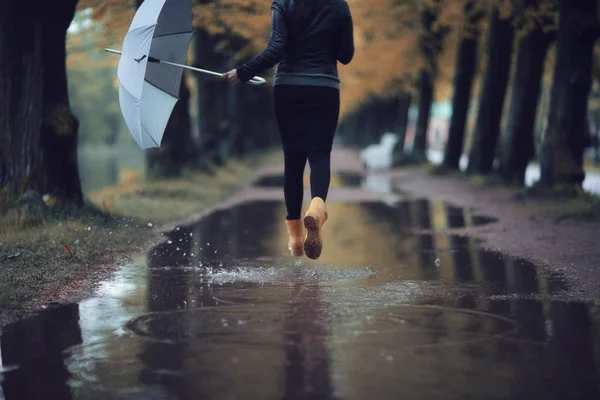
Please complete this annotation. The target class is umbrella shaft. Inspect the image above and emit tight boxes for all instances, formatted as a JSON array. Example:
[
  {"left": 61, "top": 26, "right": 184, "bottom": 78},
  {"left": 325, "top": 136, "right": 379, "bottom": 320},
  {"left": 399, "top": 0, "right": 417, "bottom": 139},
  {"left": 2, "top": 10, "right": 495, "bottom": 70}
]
[
  {"left": 103, "top": 48, "right": 266, "bottom": 85},
  {"left": 159, "top": 59, "right": 222, "bottom": 78}
]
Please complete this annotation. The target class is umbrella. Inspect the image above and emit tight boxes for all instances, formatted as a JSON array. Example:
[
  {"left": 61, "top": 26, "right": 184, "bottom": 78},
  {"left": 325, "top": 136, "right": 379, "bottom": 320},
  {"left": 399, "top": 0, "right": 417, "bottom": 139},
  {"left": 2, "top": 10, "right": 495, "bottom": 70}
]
[{"left": 104, "top": 0, "right": 266, "bottom": 150}]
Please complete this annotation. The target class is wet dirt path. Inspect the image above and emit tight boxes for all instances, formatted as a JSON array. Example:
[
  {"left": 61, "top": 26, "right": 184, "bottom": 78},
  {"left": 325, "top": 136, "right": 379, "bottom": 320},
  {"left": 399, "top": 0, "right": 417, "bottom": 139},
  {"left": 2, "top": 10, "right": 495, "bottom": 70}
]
[{"left": 1, "top": 150, "right": 598, "bottom": 400}]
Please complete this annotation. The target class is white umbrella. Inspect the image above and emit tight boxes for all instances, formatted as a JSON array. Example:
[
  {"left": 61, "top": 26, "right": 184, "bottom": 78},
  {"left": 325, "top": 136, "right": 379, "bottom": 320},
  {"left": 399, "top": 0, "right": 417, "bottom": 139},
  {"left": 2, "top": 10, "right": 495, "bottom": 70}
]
[{"left": 105, "top": 0, "right": 266, "bottom": 150}]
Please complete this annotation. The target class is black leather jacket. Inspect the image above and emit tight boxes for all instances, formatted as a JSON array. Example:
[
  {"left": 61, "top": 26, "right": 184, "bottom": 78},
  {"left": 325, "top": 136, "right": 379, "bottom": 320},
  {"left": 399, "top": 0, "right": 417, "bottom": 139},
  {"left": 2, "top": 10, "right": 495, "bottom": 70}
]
[{"left": 236, "top": 0, "right": 354, "bottom": 89}]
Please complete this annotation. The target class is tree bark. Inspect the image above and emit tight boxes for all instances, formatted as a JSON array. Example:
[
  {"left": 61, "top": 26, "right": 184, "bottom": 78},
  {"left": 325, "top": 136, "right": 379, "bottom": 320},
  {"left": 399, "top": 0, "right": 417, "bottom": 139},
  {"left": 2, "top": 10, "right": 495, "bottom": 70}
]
[
  {"left": 467, "top": 6, "right": 515, "bottom": 175},
  {"left": 391, "top": 93, "right": 412, "bottom": 161},
  {"left": 195, "top": 30, "right": 230, "bottom": 166},
  {"left": 499, "top": 0, "right": 556, "bottom": 185},
  {"left": 146, "top": 76, "right": 197, "bottom": 178},
  {"left": 368, "top": 100, "right": 384, "bottom": 143},
  {"left": 353, "top": 104, "right": 368, "bottom": 147},
  {"left": 0, "top": 0, "right": 83, "bottom": 204},
  {"left": 412, "top": 68, "right": 434, "bottom": 160},
  {"left": 381, "top": 96, "right": 399, "bottom": 134},
  {"left": 539, "top": 0, "right": 599, "bottom": 187},
  {"left": 411, "top": 1, "right": 447, "bottom": 161},
  {"left": 443, "top": 1, "right": 482, "bottom": 170},
  {"left": 235, "top": 82, "right": 278, "bottom": 152}
]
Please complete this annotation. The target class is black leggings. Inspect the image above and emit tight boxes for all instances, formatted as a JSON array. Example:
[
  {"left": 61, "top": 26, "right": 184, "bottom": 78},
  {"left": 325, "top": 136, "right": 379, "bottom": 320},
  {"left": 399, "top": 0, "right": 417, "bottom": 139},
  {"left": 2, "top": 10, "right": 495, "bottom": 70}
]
[{"left": 284, "top": 151, "right": 331, "bottom": 220}]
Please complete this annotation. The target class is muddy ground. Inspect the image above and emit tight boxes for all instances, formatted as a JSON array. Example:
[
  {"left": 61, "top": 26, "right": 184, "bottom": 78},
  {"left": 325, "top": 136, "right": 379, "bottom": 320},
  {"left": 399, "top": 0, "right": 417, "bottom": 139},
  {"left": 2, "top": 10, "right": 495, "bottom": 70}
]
[{"left": 0, "top": 151, "right": 280, "bottom": 326}]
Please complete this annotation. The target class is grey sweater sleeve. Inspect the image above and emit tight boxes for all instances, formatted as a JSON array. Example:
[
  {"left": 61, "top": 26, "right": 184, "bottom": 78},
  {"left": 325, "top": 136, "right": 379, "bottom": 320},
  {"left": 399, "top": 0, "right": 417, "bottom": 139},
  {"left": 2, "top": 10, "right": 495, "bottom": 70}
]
[
  {"left": 236, "top": 3, "right": 288, "bottom": 83},
  {"left": 337, "top": 1, "right": 354, "bottom": 65}
]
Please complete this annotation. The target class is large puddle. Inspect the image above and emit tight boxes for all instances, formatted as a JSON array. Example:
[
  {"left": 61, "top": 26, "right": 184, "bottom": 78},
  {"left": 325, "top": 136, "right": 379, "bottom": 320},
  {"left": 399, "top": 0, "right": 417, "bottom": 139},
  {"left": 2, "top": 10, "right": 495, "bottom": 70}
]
[{"left": 0, "top": 194, "right": 597, "bottom": 399}]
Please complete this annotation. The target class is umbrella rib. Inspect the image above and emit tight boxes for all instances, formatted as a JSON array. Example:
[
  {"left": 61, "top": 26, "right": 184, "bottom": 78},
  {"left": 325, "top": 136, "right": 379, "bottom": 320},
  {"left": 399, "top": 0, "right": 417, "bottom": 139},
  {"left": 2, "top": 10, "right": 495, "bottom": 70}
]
[
  {"left": 143, "top": 127, "right": 161, "bottom": 147},
  {"left": 152, "top": 30, "right": 194, "bottom": 39}
]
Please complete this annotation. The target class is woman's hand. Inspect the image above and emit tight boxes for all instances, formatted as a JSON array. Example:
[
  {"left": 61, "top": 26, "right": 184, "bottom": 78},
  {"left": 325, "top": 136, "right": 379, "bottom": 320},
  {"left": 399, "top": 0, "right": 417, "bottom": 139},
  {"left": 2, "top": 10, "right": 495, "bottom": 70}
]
[{"left": 222, "top": 69, "right": 241, "bottom": 84}]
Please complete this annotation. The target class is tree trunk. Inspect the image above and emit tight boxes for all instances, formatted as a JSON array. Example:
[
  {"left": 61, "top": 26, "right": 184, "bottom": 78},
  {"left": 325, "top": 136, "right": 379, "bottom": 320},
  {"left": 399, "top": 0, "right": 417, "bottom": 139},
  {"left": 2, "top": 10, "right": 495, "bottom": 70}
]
[
  {"left": 499, "top": 1, "right": 555, "bottom": 185},
  {"left": 593, "top": 108, "right": 600, "bottom": 163},
  {"left": 411, "top": 1, "right": 447, "bottom": 161},
  {"left": 467, "top": 7, "right": 515, "bottom": 175},
  {"left": 105, "top": 114, "right": 120, "bottom": 147},
  {"left": 224, "top": 84, "right": 244, "bottom": 157},
  {"left": 354, "top": 105, "right": 368, "bottom": 147},
  {"left": 392, "top": 93, "right": 412, "bottom": 161},
  {"left": 236, "top": 82, "right": 278, "bottom": 152},
  {"left": 0, "top": 0, "right": 83, "bottom": 205},
  {"left": 146, "top": 76, "right": 196, "bottom": 178},
  {"left": 412, "top": 68, "right": 434, "bottom": 160},
  {"left": 382, "top": 96, "right": 399, "bottom": 134},
  {"left": 443, "top": 1, "right": 481, "bottom": 170},
  {"left": 195, "top": 30, "right": 230, "bottom": 166},
  {"left": 539, "top": 0, "right": 599, "bottom": 187},
  {"left": 369, "top": 100, "right": 384, "bottom": 143}
]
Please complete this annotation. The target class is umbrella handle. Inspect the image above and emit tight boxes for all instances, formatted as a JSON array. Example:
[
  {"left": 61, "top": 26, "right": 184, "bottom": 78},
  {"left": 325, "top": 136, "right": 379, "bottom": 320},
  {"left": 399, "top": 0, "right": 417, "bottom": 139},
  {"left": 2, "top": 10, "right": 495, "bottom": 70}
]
[{"left": 104, "top": 48, "right": 267, "bottom": 86}]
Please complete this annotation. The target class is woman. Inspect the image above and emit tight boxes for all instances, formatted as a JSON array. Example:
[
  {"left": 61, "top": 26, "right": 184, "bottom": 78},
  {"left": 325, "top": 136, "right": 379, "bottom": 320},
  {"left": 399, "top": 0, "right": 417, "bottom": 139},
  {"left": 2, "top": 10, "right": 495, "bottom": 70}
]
[{"left": 223, "top": 0, "right": 355, "bottom": 259}]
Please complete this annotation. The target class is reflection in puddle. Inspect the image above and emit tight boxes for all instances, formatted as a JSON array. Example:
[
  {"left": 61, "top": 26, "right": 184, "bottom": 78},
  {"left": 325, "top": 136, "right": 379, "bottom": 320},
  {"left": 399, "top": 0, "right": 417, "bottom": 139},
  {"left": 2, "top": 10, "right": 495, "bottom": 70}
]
[
  {"left": 1, "top": 199, "right": 597, "bottom": 400},
  {"left": 254, "top": 173, "right": 364, "bottom": 188},
  {"left": 0, "top": 304, "right": 82, "bottom": 399}
]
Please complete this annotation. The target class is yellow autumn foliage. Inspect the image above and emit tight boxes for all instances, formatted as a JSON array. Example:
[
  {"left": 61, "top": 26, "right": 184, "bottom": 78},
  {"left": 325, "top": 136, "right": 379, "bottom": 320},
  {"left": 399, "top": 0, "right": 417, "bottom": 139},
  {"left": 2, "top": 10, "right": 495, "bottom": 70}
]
[{"left": 68, "top": 0, "right": 564, "bottom": 118}]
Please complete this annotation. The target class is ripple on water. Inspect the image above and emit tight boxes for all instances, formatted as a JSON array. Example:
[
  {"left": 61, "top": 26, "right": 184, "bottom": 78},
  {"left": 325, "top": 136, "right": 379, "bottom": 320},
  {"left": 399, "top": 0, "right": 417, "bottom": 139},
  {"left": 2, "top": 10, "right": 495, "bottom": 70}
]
[{"left": 123, "top": 302, "right": 518, "bottom": 348}]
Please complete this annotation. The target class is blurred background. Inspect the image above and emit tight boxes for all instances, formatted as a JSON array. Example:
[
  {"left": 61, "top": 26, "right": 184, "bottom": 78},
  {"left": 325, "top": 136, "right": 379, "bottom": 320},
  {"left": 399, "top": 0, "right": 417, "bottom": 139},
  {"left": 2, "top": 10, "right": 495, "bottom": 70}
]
[{"left": 66, "top": 0, "right": 600, "bottom": 196}]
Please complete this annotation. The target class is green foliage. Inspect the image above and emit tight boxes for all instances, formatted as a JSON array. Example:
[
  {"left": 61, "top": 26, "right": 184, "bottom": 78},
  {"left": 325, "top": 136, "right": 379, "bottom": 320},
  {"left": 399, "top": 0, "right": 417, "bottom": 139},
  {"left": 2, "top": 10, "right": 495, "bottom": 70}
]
[{"left": 68, "top": 67, "right": 127, "bottom": 145}]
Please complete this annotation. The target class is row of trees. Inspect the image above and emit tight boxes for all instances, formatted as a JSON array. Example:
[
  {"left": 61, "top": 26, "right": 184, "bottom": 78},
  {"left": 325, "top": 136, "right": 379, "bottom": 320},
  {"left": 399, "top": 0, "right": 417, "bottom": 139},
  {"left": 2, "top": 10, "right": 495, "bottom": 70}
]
[
  {"left": 340, "top": 0, "right": 599, "bottom": 189},
  {"left": 2, "top": 0, "right": 598, "bottom": 209},
  {"left": 0, "top": 0, "right": 279, "bottom": 206}
]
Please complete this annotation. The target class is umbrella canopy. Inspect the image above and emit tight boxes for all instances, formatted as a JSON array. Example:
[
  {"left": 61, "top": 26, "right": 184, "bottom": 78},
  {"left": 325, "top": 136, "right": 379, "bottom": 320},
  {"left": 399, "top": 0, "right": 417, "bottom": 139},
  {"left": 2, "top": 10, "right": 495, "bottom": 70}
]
[{"left": 117, "top": 0, "right": 194, "bottom": 150}]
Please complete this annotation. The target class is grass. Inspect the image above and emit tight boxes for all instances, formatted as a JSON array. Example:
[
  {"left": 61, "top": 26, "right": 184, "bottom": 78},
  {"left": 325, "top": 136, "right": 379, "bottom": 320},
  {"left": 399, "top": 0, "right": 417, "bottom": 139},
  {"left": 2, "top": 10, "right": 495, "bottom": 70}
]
[{"left": 0, "top": 149, "right": 282, "bottom": 322}]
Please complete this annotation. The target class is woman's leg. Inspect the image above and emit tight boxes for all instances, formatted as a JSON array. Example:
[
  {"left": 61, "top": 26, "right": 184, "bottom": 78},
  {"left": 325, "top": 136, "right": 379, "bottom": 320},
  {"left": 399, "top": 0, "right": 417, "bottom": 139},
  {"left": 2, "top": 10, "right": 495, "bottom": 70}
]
[
  {"left": 307, "top": 151, "right": 331, "bottom": 201},
  {"left": 284, "top": 151, "right": 308, "bottom": 220}
]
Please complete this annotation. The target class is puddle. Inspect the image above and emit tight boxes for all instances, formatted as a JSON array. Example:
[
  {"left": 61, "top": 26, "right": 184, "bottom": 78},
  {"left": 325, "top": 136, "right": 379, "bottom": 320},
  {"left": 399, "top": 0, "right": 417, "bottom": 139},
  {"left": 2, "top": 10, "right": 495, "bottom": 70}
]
[
  {"left": 359, "top": 198, "right": 497, "bottom": 231},
  {"left": 1, "top": 200, "right": 597, "bottom": 400}
]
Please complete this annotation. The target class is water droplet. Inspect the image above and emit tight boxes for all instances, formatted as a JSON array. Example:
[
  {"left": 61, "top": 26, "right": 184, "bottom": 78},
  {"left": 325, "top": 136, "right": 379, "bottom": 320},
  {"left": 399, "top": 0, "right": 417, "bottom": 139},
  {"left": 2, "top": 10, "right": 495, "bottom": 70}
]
[
  {"left": 386, "top": 355, "right": 394, "bottom": 361},
  {"left": 183, "top": 252, "right": 187, "bottom": 256},
  {"left": 176, "top": 227, "right": 180, "bottom": 231},
  {"left": 167, "top": 240, "right": 173, "bottom": 244},
  {"left": 176, "top": 247, "right": 180, "bottom": 251},
  {"left": 435, "top": 258, "right": 441, "bottom": 267},
  {"left": 206, "top": 242, "right": 211, "bottom": 246},
  {"left": 86, "top": 226, "right": 92, "bottom": 231},
  {"left": 147, "top": 222, "right": 153, "bottom": 227},
  {"left": 190, "top": 232, "right": 194, "bottom": 237}
]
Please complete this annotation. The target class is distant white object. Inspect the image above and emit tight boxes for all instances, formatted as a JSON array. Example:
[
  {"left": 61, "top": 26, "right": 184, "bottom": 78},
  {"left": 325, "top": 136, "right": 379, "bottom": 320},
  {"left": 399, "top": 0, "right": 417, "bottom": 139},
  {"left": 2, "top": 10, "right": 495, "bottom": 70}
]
[
  {"left": 360, "top": 132, "right": 399, "bottom": 170},
  {"left": 361, "top": 173, "right": 393, "bottom": 193}
]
